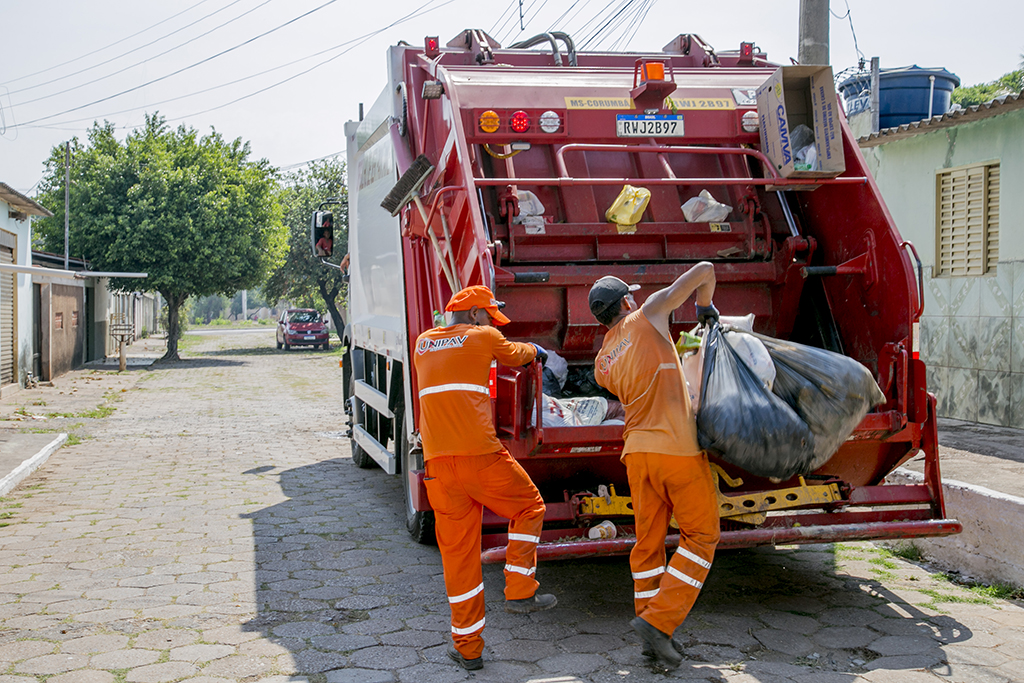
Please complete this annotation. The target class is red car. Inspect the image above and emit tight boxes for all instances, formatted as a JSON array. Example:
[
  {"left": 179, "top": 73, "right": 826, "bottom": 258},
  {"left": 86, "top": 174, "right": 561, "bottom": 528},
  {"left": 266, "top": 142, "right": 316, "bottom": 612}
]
[{"left": 276, "top": 309, "right": 330, "bottom": 350}]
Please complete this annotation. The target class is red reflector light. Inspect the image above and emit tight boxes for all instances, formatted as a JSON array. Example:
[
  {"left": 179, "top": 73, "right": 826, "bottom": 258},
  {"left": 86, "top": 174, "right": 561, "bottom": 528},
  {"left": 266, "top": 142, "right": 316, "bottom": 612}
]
[
  {"left": 740, "top": 42, "right": 753, "bottom": 58},
  {"left": 510, "top": 110, "right": 530, "bottom": 133},
  {"left": 425, "top": 35, "right": 440, "bottom": 58}
]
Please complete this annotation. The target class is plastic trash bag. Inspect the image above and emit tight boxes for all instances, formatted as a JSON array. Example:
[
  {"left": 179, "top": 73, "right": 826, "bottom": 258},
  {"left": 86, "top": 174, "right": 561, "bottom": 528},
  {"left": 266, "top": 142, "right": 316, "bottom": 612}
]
[
  {"left": 726, "top": 331, "right": 775, "bottom": 392},
  {"left": 696, "top": 324, "right": 815, "bottom": 480},
  {"left": 681, "top": 189, "right": 732, "bottom": 222},
  {"left": 514, "top": 189, "right": 547, "bottom": 234},
  {"left": 606, "top": 184, "right": 651, "bottom": 232},
  {"left": 790, "top": 124, "right": 818, "bottom": 172},
  {"left": 754, "top": 334, "right": 886, "bottom": 471},
  {"left": 540, "top": 395, "right": 608, "bottom": 427}
]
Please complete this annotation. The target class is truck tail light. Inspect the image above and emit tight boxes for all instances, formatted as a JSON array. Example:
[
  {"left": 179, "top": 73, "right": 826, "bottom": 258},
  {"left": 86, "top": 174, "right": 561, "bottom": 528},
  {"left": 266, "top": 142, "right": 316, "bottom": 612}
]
[
  {"left": 539, "top": 110, "right": 561, "bottom": 133},
  {"left": 425, "top": 35, "right": 440, "bottom": 58},
  {"left": 479, "top": 110, "right": 500, "bottom": 133},
  {"left": 740, "top": 42, "right": 754, "bottom": 59},
  {"left": 509, "top": 110, "right": 530, "bottom": 133}
]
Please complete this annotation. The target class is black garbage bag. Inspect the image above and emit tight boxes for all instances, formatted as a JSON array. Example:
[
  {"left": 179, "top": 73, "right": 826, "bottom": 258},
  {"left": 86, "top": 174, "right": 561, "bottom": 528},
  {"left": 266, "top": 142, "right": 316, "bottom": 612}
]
[
  {"left": 696, "top": 324, "right": 815, "bottom": 480},
  {"left": 753, "top": 334, "right": 886, "bottom": 471}
]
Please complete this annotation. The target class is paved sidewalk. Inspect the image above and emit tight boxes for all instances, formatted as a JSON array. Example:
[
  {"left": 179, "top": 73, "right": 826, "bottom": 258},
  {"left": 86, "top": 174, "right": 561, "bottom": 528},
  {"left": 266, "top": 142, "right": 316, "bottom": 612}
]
[{"left": 0, "top": 330, "right": 1022, "bottom": 682}]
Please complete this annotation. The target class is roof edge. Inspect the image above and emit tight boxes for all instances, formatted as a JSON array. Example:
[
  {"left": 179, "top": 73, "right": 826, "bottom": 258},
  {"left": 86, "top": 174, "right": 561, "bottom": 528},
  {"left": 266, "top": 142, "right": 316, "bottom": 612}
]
[{"left": 0, "top": 182, "right": 54, "bottom": 218}]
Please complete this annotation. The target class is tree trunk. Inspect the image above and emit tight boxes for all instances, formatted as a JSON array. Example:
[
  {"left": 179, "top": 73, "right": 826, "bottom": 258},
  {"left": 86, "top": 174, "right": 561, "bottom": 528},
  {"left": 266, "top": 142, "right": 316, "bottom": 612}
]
[
  {"left": 318, "top": 279, "right": 345, "bottom": 339},
  {"left": 161, "top": 292, "right": 187, "bottom": 361}
]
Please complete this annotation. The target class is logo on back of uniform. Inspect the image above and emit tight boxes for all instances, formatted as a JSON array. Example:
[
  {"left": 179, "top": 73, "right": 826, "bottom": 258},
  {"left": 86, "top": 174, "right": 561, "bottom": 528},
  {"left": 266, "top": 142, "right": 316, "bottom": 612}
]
[
  {"left": 596, "top": 333, "right": 632, "bottom": 375},
  {"left": 417, "top": 335, "right": 469, "bottom": 355}
]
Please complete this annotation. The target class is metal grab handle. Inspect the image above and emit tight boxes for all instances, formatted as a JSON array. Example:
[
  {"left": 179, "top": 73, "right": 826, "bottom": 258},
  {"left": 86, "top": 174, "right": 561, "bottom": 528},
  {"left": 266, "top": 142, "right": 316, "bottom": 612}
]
[
  {"left": 901, "top": 240, "right": 925, "bottom": 319},
  {"left": 554, "top": 143, "right": 782, "bottom": 180}
]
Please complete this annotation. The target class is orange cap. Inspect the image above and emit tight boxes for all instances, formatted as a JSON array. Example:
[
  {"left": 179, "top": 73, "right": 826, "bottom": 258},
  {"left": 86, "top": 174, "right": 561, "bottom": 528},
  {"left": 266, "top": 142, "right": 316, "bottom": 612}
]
[{"left": 445, "top": 285, "right": 511, "bottom": 325}]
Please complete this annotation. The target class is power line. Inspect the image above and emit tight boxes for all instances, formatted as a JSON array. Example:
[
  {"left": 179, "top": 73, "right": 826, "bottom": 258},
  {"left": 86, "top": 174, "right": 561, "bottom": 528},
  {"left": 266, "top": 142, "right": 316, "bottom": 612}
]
[
  {"left": 13, "top": 0, "right": 271, "bottom": 106},
  {"left": 23, "top": 0, "right": 451, "bottom": 132},
  {"left": 16, "top": 0, "right": 340, "bottom": 128},
  {"left": 832, "top": 0, "right": 865, "bottom": 66},
  {"left": 488, "top": 0, "right": 519, "bottom": 37},
  {"left": 1, "top": 0, "right": 214, "bottom": 87},
  {"left": 163, "top": 0, "right": 452, "bottom": 124}
]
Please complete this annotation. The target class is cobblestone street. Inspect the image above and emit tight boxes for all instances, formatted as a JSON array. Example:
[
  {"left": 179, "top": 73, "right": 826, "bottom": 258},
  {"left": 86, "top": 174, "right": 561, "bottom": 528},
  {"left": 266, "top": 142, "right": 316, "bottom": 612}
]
[{"left": 1, "top": 329, "right": 1023, "bottom": 683}]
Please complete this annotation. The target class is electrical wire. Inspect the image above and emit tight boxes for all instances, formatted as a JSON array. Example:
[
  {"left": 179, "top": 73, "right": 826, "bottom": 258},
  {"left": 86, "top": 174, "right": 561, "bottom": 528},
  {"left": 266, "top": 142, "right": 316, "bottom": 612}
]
[
  {"left": 16, "top": 0, "right": 340, "bottom": 127},
  {"left": 1, "top": 0, "right": 214, "bottom": 87},
  {"left": 279, "top": 150, "right": 345, "bottom": 171},
  {"left": 161, "top": 0, "right": 453, "bottom": 125},
  {"left": 23, "top": 0, "right": 450, "bottom": 131},
  {"left": 574, "top": 0, "right": 629, "bottom": 50},
  {"left": 488, "top": 0, "right": 519, "bottom": 37},
  {"left": 13, "top": 0, "right": 272, "bottom": 106},
  {"left": 579, "top": 0, "right": 637, "bottom": 51},
  {"left": 547, "top": 0, "right": 586, "bottom": 32},
  {"left": 832, "top": 0, "right": 865, "bottom": 66}
]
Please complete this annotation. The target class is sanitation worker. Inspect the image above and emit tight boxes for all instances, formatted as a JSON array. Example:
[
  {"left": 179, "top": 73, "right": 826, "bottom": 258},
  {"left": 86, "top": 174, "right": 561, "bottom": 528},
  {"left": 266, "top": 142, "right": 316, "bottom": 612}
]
[
  {"left": 413, "top": 285, "right": 557, "bottom": 671},
  {"left": 588, "top": 265, "right": 721, "bottom": 669}
]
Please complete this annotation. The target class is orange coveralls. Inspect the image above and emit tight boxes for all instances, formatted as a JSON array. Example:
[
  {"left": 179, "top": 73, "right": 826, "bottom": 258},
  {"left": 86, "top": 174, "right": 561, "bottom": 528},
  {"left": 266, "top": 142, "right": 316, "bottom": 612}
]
[
  {"left": 413, "top": 323, "right": 543, "bottom": 660},
  {"left": 594, "top": 310, "right": 720, "bottom": 637}
]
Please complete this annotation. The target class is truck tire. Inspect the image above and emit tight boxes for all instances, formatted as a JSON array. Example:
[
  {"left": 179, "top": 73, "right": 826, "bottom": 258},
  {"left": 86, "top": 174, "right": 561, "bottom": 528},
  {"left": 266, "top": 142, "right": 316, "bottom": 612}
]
[{"left": 396, "top": 406, "right": 435, "bottom": 544}]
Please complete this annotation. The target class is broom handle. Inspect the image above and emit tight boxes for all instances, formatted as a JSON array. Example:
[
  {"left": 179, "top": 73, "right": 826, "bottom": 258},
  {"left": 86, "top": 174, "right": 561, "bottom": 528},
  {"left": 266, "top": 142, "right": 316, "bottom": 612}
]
[{"left": 412, "top": 194, "right": 458, "bottom": 294}]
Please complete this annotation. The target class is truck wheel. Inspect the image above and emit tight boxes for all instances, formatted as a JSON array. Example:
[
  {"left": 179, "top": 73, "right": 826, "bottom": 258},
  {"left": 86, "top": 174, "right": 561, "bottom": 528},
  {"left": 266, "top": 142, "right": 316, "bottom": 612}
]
[
  {"left": 350, "top": 437, "right": 376, "bottom": 469},
  {"left": 396, "top": 406, "right": 435, "bottom": 544}
]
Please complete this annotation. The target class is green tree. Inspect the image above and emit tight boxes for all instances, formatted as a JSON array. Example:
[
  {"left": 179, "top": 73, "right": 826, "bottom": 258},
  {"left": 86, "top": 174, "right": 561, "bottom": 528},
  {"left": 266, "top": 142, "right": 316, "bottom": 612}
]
[
  {"left": 194, "top": 294, "right": 229, "bottom": 323},
  {"left": 34, "top": 114, "right": 287, "bottom": 360},
  {"left": 264, "top": 158, "right": 348, "bottom": 334},
  {"left": 952, "top": 66, "right": 1024, "bottom": 107}
]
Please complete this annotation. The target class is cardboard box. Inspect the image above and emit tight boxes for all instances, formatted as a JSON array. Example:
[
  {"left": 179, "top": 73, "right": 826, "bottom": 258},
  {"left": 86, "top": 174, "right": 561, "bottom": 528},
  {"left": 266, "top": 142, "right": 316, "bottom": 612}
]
[{"left": 756, "top": 66, "right": 845, "bottom": 179}]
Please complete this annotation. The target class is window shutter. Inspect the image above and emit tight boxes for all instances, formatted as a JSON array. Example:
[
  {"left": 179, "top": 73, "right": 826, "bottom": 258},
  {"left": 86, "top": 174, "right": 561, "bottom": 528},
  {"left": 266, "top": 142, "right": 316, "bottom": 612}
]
[{"left": 936, "top": 162, "right": 999, "bottom": 276}]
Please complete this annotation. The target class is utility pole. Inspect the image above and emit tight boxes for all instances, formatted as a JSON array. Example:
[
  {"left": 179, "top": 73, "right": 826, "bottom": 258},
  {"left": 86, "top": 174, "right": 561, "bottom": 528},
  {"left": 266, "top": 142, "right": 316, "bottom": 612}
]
[
  {"left": 241, "top": 290, "right": 248, "bottom": 321},
  {"left": 870, "top": 57, "right": 881, "bottom": 134},
  {"left": 64, "top": 142, "right": 70, "bottom": 270},
  {"left": 798, "top": 0, "right": 830, "bottom": 65}
]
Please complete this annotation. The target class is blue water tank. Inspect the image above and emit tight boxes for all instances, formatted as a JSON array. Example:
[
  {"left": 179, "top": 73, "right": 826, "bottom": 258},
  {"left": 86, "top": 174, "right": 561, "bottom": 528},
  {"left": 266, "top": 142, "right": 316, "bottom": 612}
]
[{"left": 838, "top": 66, "right": 960, "bottom": 129}]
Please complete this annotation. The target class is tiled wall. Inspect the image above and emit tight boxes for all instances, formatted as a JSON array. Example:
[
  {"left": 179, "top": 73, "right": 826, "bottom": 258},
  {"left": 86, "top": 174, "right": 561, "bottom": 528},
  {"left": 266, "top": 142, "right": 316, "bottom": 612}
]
[{"left": 919, "top": 261, "right": 1024, "bottom": 427}]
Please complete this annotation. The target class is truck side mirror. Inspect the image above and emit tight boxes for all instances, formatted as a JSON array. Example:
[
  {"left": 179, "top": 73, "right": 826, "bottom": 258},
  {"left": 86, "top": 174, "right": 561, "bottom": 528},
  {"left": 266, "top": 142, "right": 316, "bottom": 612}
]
[{"left": 311, "top": 211, "right": 334, "bottom": 258}]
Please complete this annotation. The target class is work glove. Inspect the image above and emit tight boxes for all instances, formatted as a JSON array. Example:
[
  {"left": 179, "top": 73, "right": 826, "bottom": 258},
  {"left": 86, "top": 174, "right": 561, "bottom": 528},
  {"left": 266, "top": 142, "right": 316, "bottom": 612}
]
[
  {"left": 696, "top": 303, "right": 720, "bottom": 327},
  {"left": 530, "top": 343, "right": 549, "bottom": 366}
]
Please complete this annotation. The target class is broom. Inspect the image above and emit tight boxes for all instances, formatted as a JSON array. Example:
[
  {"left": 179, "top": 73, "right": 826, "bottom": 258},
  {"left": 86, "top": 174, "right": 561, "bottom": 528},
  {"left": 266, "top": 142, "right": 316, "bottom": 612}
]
[{"left": 380, "top": 155, "right": 460, "bottom": 293}]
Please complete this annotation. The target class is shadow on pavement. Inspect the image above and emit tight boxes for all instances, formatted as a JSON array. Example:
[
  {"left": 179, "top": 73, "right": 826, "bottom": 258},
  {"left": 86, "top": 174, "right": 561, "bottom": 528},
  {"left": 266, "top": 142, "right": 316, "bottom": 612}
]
[{"left": 234, "top": 454, "right": 974, "bottom": 679}]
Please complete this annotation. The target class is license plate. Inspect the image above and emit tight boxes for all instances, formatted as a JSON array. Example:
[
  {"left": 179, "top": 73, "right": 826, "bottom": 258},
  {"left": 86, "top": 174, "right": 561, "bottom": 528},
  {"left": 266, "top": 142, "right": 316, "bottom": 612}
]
[
  {"left": 616, "top": 115, "right": 683, "bottom": 137},
  {"left": 304, "top": 335, "right": 316, "bottom": 340}
]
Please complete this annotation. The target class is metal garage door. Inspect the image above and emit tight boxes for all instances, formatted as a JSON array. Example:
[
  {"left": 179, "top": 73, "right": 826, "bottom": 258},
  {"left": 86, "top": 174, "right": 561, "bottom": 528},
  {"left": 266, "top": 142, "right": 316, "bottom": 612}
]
[{"left": 0, "top": 244, "right": 14, "bottom": 386}]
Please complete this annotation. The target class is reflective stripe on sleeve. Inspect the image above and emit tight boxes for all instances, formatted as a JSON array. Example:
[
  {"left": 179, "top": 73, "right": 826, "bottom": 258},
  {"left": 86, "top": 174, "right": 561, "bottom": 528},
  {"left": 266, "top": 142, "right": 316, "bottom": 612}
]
[
  {"left": 504, "top": 564, "right": 537, "bottom": 576},
  {"left": 419, "top": 383, "right": 489, "bottom": 398},
  {"left": 631, "top": 566, "right": 665, "bottom": 580},
  {"left": 634, "top": 589, "right": 659, "bottom": 599},
  {"left": 451, "top": 616, "right": 486, "bottom": 635},
  {"left": 448, "top": 582, "right": 484, "bottom": 604},
  {"left": 507, "top": 533, "right": 541, "bottom": 544},
  {"left": 674, "top": 546, "right": 712, "bottom": 570},
  {"left": 666, "top": 564, "right": 703, "bottom": 589}
]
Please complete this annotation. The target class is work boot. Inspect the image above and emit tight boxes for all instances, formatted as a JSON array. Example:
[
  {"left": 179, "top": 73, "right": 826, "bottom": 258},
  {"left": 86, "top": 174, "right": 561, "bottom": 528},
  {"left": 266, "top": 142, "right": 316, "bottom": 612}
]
[
  {"left": 447, "top": 646, "right": 483, "bottom": 671},
  {"left": 505, "top": 592, "right": 558, "bottom": 614},
  {"left": 641, "top": 634, "right": 686, "bottom": 659},
  {"left": 631, "top": 616, "right": 682, "bottom": 669}
]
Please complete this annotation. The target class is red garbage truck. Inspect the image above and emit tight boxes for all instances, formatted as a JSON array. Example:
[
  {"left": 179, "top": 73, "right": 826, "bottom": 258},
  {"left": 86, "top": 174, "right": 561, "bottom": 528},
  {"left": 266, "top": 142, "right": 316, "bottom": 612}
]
[{"left": 337, "top": 29, "right": 960, "bottom": 563}]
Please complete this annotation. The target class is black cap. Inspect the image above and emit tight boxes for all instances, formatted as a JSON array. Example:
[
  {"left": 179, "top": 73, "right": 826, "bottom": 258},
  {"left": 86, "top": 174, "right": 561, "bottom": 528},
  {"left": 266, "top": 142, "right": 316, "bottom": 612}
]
[{"left": 588, "top": 276, "right": 640, "bottom": 317}]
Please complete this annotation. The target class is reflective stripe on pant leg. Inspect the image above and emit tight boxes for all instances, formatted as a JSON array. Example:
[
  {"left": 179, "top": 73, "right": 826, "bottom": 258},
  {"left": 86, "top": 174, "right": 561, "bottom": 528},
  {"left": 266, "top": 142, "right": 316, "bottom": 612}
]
[
  {"left": 426, "top": 457, "right": 487, "bottom": 661},
  {"left": 637, "top": 453, "right": 720, "bottom": 636},
  {"left": 624, "top": 452, "right": 672, "bottom": 618},
  {"left": 466, "top": 451, "right": 545, "bottom": 601}
]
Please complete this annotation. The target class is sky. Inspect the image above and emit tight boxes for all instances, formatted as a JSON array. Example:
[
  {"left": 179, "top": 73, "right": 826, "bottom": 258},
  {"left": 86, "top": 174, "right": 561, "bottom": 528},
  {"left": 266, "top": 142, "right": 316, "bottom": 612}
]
[{"left": 1, "top": 0, "right": 1021, "bottom": 196}]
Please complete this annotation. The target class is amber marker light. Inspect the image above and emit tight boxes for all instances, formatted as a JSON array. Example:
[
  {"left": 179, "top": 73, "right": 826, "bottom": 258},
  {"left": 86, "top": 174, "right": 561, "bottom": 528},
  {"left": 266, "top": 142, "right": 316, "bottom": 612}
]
[
  {"left": 479, "top": 110, "right": 500, "bottom": 133},
  {"left": 510, "top": 110, "right": 531, "bottom": 133},
  {"left": 643, "top": 62, "right": 665, "bottom": 81}
]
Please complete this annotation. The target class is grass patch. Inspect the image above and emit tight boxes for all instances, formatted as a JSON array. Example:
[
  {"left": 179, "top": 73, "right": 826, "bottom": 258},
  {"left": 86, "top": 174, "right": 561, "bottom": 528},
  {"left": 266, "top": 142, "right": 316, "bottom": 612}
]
[
  {"left": 884, "top": 542, "right": 925, "bottom": 562},
  {"left": 65, "top": 434, "right": 84, "bottom": 446},
  {"left": 938, "top": 573, "right": 1024, "bottom": 601},
  {"left": 76, "top": 404, "right": 115, "bottom": 419}
]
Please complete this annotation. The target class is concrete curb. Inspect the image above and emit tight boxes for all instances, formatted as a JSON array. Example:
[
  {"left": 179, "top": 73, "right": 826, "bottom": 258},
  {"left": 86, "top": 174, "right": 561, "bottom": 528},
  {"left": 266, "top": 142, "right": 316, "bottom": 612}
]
[
  {"left": 0, "top": 434, "right": 67, "bottom": 496},
  {"left": 887, "top": 467, "right": 1024, "bottom": 588}
]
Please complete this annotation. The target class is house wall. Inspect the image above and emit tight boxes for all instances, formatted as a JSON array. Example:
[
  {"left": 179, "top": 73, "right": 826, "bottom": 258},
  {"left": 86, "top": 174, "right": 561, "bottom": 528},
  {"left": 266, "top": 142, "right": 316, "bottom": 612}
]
[
  {"left": 861, "top": 109, "right": 1024, "bottom": 427},
  {"left": 0, "top": 198, "right": 36, "bottom": 394}
]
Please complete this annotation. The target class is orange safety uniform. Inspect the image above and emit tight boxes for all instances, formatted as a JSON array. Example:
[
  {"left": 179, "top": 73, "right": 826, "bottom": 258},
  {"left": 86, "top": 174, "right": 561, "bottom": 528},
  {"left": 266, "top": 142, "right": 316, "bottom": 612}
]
[
  {"left": 413, "top": 323, "right": 544, "bottom": 660},
  {"left": 594, "top": 309, "right": 720, "bottom": 637}
]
